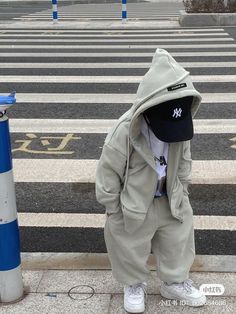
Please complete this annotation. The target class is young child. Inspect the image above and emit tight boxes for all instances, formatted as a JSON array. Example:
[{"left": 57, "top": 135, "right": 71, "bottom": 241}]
[{"left": 96, "top": 48, "right": 207, "bottom": 313}]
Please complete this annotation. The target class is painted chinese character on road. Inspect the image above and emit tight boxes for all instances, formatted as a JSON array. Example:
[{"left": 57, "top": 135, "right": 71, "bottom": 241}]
[
  {"left": 12, "top": 133, "right": 81, "bottom": 154},
  {"left": 229, "top": 137, "right": 236, "bottom": 149}
]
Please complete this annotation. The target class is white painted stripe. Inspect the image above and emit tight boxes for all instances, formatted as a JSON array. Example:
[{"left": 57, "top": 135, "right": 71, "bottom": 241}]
[
  {"left": 193, "top": 160, "right": 236, "bottom": 184},
  {"left": 30, "top": 12, "right": 177, "bottom": 14},
  {"left": 0, "top": 62, "right": 235, "bottom": 68},
  {"left": 13, "top": 159, "right": 97, "bottom": 183},
  {"left": 193, "top": 216, "right": 236, "bottom": 231},
  {"left": 16, "top": 13, "right": 177, "bottom": 16},
  {"left": 13, "top": 14, "right": 173, "bottom": 16},
  {"left": 12, "top": 159, "right": 236, "bottom": 184},
  {"left": 0, "top": 38, "right": 232, "bottom": 43},
  {"left": 19, "top": 10, "right": 179, "bottom": 13},
  {"left": 9, "top": 93, "right": 236, "bottom": 104},
  {"left": 0, "top": 13, "right": 175, "bottom": 16},
  {"left": 10, "top": 119, "right": 116, "bottom": 133},
  {"left": 0, "top": 28, "right": 225, "bottom": 33},
  {"left": 21, "top": 11, "right": 175, "bottom": 13},
  {"left": 193, "top": 119, "right": 236, "bottom": 133},
  {"left": 0, "top": 76, "right": 128, "bottom": 83},
  {"left": 0, "top": 15, "right": 179, "bottom": 18},
  {"left": 17, "top": 212, "right": 236, "bottom": 230},
  {"left": 181, "top": 62, "right": 236, "bottom": 68},
  {"left": 13, "top": 93, "right": 134, "bottom": 103},
  {"left": 0, "top": 62, "right": 142, "bottom": 68},
  {"left": 6, "top": 17, "right": 201, "bottom": 21},
  {"left": 10, "top": 14, "right": 178, "bottom": 17},
  {"left": 11, "top": 17, "right": 180, "bottom": 20},
  {"left": 9, "top": 119, "right": 236, "bottom": 134},
  {"left": 0, "top": 52, "right": 235, "bottom": 57},
  {"left": 0, "top": 33, "right": 230, "bottom": 37},
  {"left": 13, "top": 17, "right": 168, "bottom": 20},
  {"left": 202, "top": 93, "right": 236, "bottom": 103},
  {"left": 13, "top": 15, "right": 175, "bottom": 18},
  {"left": 18, "top": 213, "right": 106, "bottom": 228},
  {"left": 1, "top": 75, "right": 236, "bottom": 83},
  {"left": 1, "top": 44, "right": 236, "bottom": 49}
]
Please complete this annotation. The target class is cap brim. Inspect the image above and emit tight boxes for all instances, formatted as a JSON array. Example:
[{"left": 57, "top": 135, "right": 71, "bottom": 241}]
[{"left": 152, "top": 112, "right": 194, "bottom": 142}]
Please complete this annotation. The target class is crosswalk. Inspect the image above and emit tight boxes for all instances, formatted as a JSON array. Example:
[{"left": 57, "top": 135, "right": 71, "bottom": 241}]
[
  {"left": 12, "top": 3, "right": 183, "bottom": 21},
  {"left": 0, "top": 26, "right": 235, "bottom": 262}
]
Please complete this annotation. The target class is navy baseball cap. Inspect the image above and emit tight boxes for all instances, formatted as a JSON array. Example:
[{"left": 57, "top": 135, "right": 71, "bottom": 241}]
[{"left": 143, "top": 96, "right": 194, "bottom": 142}]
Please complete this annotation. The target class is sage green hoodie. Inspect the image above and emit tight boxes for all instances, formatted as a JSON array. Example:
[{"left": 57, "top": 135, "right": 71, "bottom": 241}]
[{"left": 96, "top": 48, "right": 202, "bottom": 234}]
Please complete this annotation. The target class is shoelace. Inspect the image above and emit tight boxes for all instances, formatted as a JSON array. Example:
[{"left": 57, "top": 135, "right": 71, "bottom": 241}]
[
  {"left": 175, "top": 278, "right": 194, "bottom": 293},
  {"left": 126, "top": 282, "right": 150, "bottom": 312},
  {"left": 127, "top": 282, "right": 148, "bottom": 297}
]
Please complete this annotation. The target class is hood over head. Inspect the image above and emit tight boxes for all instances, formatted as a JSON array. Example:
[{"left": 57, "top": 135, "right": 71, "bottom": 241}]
[{"left": 129, "top": 48, "right": 202, "bottom": 142}]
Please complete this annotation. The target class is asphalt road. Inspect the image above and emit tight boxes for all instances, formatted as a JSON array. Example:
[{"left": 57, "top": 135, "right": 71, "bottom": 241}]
[
  {"left": 0, "top": 21, "right": 235, "bottom": 255},
  {"left": 6, "top": 102, "right": 236, "bottom": 119},
  {"left": 9, "top": 133, "right": 236, "bottom": 160},
  {"left": 0, "top": 2, "right": 51, "bottom": 21},
  {"left": 0, "top": 0, "right": 136, "bottom": 21},
  {"left": 0, "top": 1, "right": 182, "bottom": 22}
]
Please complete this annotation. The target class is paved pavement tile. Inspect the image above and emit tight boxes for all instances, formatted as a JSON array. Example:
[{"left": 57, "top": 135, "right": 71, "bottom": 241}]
[
  {"left": 189, "top": 272, "right": 236, "bottom": 297},
  {"left": 36, "top": 270, "right": 236, "bottom": 296},
  {"left": 22, "top": 270, "right": 44, "bottom": 293},
  {"left": 0, "top": 292, "right": 111, "bottom": 314},
  {"left": 37, "top": 270, "right": 127, "bottom": 294}
]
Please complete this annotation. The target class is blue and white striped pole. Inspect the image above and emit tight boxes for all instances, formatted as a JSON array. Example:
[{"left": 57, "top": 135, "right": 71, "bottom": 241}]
[
  {"left": 52, "top": 0, "right": 58, "bottom": 24},
  {"left": 0, "top": 92, "right": 24, "bottom": 303},
  {"left": 122, "top": 0, "right": 127, "bottom": 23}
]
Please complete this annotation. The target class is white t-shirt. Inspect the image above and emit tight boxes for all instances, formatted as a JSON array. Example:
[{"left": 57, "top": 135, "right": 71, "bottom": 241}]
[{"left": 141, "top": 116, "right": 169, "bottom": 197}]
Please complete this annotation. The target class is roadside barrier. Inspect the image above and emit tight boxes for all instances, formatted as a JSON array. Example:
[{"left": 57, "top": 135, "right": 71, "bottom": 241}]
[
  {"left": 122, "top": 0, "right": 127, "bottom": 22},
  {"left": 52, "top": 0, "right": 58, "bottom": 23},
  {"left": 0, "top": 92, "right": 24, "bottom": 303}
]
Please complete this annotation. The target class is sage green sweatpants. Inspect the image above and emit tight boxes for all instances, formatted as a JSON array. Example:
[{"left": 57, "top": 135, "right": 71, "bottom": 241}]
[{"left": 104, "top": 194, "right": 195, "bottom": 286}]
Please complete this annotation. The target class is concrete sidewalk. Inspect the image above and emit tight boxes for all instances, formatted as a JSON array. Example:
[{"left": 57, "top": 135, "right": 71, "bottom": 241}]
[{"left": 0, "top": 270, "right": 235, "bottom": 313}]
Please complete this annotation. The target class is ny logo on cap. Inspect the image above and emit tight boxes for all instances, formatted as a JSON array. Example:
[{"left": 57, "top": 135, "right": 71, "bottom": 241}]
[{"left": 172, "top": 108, "right": 182, "bottom": 118}]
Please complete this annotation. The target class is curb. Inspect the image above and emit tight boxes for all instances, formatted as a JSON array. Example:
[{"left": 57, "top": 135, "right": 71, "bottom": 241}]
[
  {"left": 179, "top": 9, "right": 236, "bottom": 26},
  {"left": 0, "top": 20, "right": 180, "bottom": 29},
  {"left": 21, "top": 253, "right": 236, "bottom": 272}
]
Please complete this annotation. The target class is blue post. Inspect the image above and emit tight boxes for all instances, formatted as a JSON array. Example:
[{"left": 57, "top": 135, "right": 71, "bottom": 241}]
[
  {"left": 122, "top": 0, "right": 127, "bottom": 23},
  {"left": 0, "top": 92, "right": 24, "bottom": 303},
  {"left": 52, "top": 0, "right": 58, "bottom": 23}
]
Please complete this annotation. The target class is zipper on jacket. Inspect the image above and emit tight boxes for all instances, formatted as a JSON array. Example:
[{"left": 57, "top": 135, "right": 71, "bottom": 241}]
[
  {"left": 153, "top": 156, "right": 184, "bottom": 224},
  {"left": 150, "top": 155, "right": 184, "bottom": 225},
  {"left": 152, "top": 157, "right": 159, "bottom": 198},
  {"left": 177, "top": 216, "right": 184, "bottom": 223}
]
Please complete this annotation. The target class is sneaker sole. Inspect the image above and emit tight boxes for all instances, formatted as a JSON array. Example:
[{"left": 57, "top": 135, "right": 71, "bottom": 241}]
[
  {"left": 124, "top": 302, "right": 145, "bottom": 313},
  {"left": 160, "top": 287, "right": 207, "bottom": 307}
]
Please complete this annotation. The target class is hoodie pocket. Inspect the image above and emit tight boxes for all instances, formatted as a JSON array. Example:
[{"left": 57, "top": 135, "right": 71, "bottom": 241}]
[
  {"left": 121, "top": 204, "right": 147, "bottom": 234},
  {"left": 171, "top": 176, "right": 184, "bottom": 209}
]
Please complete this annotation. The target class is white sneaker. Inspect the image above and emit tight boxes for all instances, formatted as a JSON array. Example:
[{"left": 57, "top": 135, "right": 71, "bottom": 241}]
[
  {"left": 160, "top": 279, "right": 207, "bottom": 307},
  {"left": 124, "top": 282, "right": 147, "bottom": 313}
]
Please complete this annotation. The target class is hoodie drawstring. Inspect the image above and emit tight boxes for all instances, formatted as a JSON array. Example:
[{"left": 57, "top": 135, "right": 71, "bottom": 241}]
[{"left": 123, "top": 136, "right": 131, "bottom": 191}]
